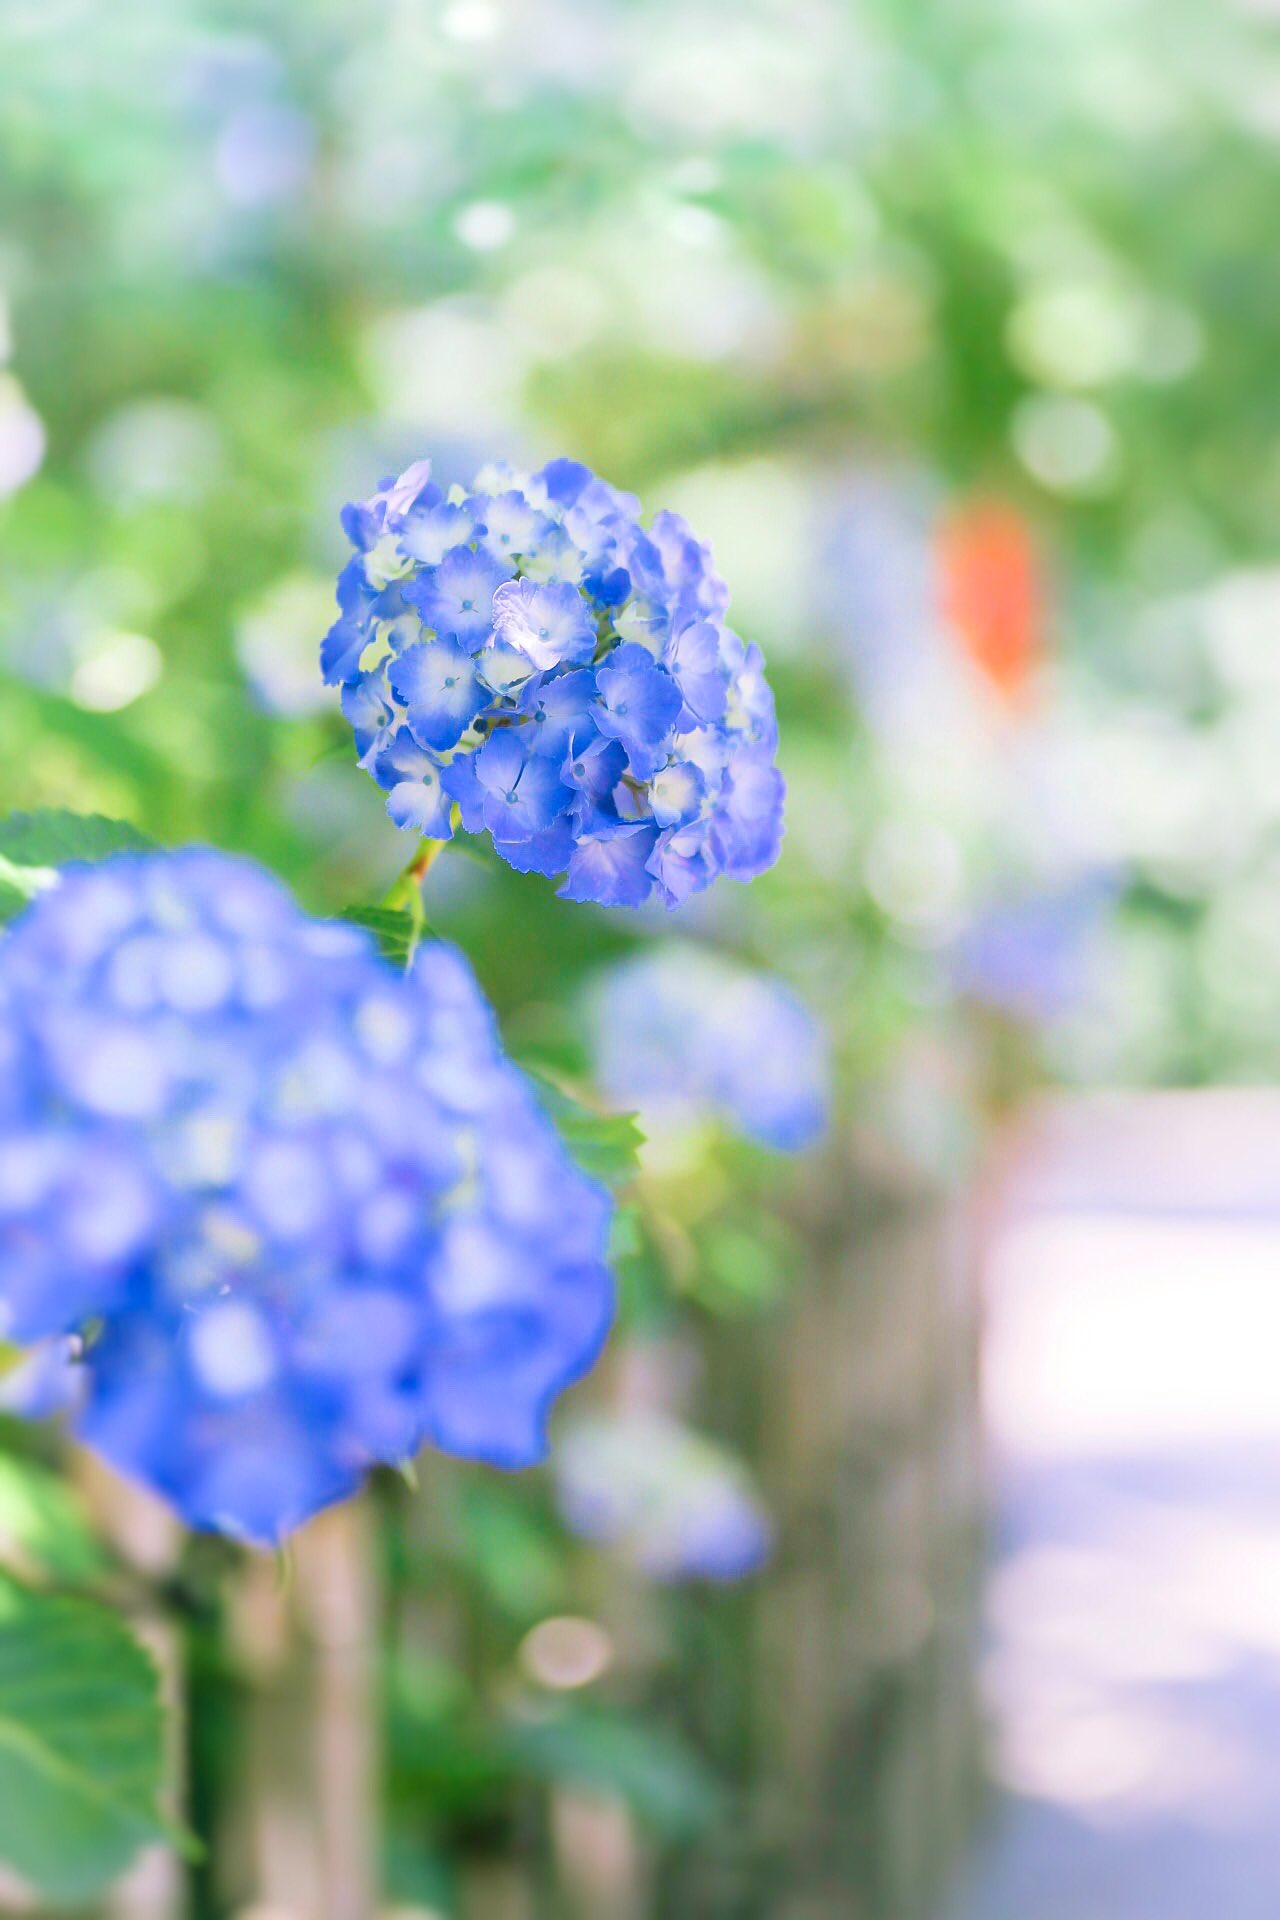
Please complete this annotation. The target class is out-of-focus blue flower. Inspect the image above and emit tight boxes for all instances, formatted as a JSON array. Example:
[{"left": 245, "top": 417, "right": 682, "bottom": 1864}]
[
  {"left": 554, "top": 1412, "right": 771, "bottom": 1583},
  {"left": 0, "top": 851, "right": 613, "bottom": 1544},
  {"left": 323, "top": 456, "right": 785, "bottom": 909},
  {"left": 214, "top": 103, "right": 314, "bottom": 210},
  {"left": 585, "top": 945, "right": 828, "bottom": 1153},
  {"left": 950, "top": 874, "right": 1117, "bottom": 1024}
]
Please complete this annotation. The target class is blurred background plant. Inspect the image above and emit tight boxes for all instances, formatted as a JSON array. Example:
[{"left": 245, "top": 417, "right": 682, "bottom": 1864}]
[{"left": 0, "top": 0, "right": 1276, "bottom": 1914}]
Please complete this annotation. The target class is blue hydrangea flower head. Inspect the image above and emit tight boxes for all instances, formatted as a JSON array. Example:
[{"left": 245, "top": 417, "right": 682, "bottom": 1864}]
[
  {"left": 585, "top": 945, "right": 828, "bottom": 1153},
  {"left": 0, "top": 850, "right": 613, "bottom": 1543},
  {"left": 323, "top": 456, "right": 785, "bottom": 909},
  {"left": 554, "top": 1411, "right": 772, "bottom": 1583}
]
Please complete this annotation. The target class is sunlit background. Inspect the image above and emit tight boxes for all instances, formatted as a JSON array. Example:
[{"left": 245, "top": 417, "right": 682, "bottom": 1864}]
[{"left": 1, "top": 0, "right": 1278, "bottom": 1914}]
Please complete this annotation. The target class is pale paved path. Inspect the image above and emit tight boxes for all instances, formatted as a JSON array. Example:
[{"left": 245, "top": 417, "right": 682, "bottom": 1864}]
[{"left": 943, "top": 1095, "right": 1280, "bottom": 1920}]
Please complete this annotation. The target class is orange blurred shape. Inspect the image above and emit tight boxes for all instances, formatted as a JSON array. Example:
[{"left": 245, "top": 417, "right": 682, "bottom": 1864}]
[{"left": 938, "top": 500, "right": 1042, "bottom": 698}]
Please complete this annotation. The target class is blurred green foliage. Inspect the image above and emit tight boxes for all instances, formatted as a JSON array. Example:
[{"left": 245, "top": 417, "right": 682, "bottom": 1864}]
[
  {"left": 0, "top": 0, "right": 1277, "bottom": 1907},
  {"left": 2, "top": 0, "right": 1277, "bottom": 1087}
]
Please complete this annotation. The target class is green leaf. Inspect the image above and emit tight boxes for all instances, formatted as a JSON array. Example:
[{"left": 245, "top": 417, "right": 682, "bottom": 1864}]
[
  {"left": 339, "top": 905, "right": 422, "bottom": 969},
  {"left": 0, "top": 1576, "right": 177, "bottom": 1901},
  {"left": 520, "top": 1063, "right": 644, "bottom": 1187},
  {"left": 0, "top": 810, "right": 156, "bottom": 871},
  {"left": 0, "top": 1455, "right": 108, "bottom": 1585}
]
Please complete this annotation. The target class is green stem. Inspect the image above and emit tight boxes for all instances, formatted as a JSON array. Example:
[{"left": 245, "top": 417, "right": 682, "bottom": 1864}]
[
  {"left": 382, "top": 837, "right": 446, "bottom": 910},
  {"left": 381, "top": 830, "right": 452, "bottom": 966}
]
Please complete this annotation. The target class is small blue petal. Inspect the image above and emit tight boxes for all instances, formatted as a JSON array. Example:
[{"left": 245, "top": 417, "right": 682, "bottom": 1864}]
[
  {"left": 519, "top": 668, "right": 598, "bottom": 758},
  {"left": 405, "top": 544, "right": 512, "bottom": 645},
  {"left": 538, "top": 457, "right": 593, "bottom": 508},
  {"left": 493, "top": 815, "right": 577, "bottom": 877},
  {"left": 649, "top": 759, "right": 705, "bottom": 829},
  {"left": 341, "top": 675, "right": 394, "bottom": 764},
  {"left": 321, "top": 616, "right": 368, "bottom": 686},
  {"left": 594, "top": 645, "right": 683, "bottom": 780},
  {"left": 340, "top": 498, "right": 384, "bottom": 552},
  {"left": 440, "top": 751, "right": 486, "bottom": 833},
  {"left": 563, "top": 734, "right": 627, "bottom": 806},
  {"left": 390, "top": 638, "right": 486, "bottom": 752},
  {"left": 559, "top": 823, "right": 658, "bottom": 908},
  {"left": 476, "top": 731, "right": 572, "bottom": 839},
  {"left": 666, "top": 620, "right": 727, "bottom": 725},
  {"left": 491, "top": 578, "right": 596, "bottom": 672},
  {"left": 399, "top": 500, "right": 479, "bottom": 567}
]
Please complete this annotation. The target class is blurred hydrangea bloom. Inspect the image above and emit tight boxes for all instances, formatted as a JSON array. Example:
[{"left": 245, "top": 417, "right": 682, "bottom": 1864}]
[
  {"left": 586, "top": 945, "right": 828, "bottom": 1151},
  {"left": 323, "top": 456, "right": 784, "bottom": 909},
  {"left": 950, "top": 874, "right": 1116, "bottom": 1024},
  {"left": 554, "top": 1412, "right": 771, "bottom": 1583},
  {"left": 0, "top": 851, "right": 612, "bottom": 1543}
]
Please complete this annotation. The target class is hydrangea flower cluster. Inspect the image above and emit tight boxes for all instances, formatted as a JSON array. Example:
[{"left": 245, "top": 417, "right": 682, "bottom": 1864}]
[
  {"left": 554, "top": 1411, "right": 771, "bottom": 1583},
  {"left": 586, "top": 945, "right": 828, "bottom": 1153},
  {"left": 322, "top": 456, "right": 784, "bottom": 909},
  {"left": 0, "top": 851, "right": 613, "bottom": 1544}
]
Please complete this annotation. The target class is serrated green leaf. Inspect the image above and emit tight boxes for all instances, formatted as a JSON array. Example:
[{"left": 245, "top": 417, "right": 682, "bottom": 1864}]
[
  {"left": 520, "top": 1063, "right": 644, "bottom": 1187},
  {"left": 0, "top": 1576, "right": 178, "bottom": 1901},
  {"left": 0, "top": 811, "right": 156, "bottom": 871},
  {"left": 339, "top": 905, "right": 422, "bottom": 969}
]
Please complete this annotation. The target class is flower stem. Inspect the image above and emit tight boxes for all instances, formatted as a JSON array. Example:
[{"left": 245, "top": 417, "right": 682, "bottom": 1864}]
[
  {"left": 382, "top": 837, "right": 446, "bottom": 911},
  {"left": 382, "top": 836, "right": 450, "bottom": 967}
]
